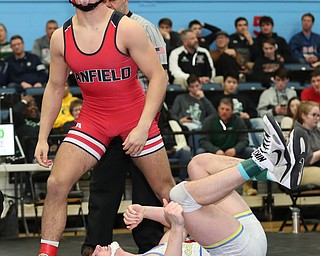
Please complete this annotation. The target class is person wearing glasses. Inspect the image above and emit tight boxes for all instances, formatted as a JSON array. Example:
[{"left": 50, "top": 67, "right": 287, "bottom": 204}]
[{"left": 293, "top": 100, "right": 320, "bottom": 185}]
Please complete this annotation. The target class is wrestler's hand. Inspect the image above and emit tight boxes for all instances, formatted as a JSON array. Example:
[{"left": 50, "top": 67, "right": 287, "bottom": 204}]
[
  {"left": 164, "top": 201, "right": 184, "bottom": 228},
  {"left": 34, "top": 140, "right": 53, "bottom": 168},
  {"left": 123, "top": 204, "right": 144, "bottom": 230},
  {"left": 123, "top": 126, "right": 148, "bottom": 156}
]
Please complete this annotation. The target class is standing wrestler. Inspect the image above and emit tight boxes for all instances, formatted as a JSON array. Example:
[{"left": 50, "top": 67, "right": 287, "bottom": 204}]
[
  {"left": 34, "top": 1, "right": 175, "bottom": 255},
  {"left": 81, "top": 0, "right": 170, "bottom": 254}
]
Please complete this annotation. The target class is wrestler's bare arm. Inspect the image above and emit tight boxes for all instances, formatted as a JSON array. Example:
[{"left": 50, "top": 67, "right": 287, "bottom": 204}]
[
  {"left": 34, "top": 28, "right": 70, "bottom": 167},
  {"left": 121, "top": 19, "right": 167, "bottom": 126},
  {"left": 118, "top": 18, "right": 167, "bottom": 155},
  {"left": 124, "top": 203, "right": 169, "bottom": 230},
  {"left": 162, "top": 201, "right": 185, "bottom": 256}
]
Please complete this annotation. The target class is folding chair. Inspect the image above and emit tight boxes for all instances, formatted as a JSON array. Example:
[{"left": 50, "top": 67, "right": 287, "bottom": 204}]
[{"left": 279, "top": 183, "right": 320, "bottom": 232}]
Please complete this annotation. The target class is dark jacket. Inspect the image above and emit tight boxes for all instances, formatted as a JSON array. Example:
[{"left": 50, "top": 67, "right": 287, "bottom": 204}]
[
  {"left": 251, "top": 32, "right": 294, "bottom": 63},
  {"left": 199, "top": 114, "right": 249, "bottom": 154},
  {"left": 252, "top": 55, "right": 284, "bottom": 87},
  {"left": 7, "top": 52, "right": 48, "bottom": 85}
]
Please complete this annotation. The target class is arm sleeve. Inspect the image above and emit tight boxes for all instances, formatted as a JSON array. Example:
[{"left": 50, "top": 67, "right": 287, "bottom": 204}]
[
  {"left": 199, "top": 115, "right": 220, "bottom": 153},
  {"left": 169, "top": 49, "right": 189, "bottom": 80},
  {"left": 202, "top": 23, "right": 221, "bottom": 46},
  {"left": 233, "top": 118, "right": 249, "bottom": 153},
  {"left": 205, "top": 49, "right": 216, "bottom": 79},
  {"left": 257, "top": 90, "right": 274, "bottom": 117},
  {"left": 201, "top": 97, "right": 217, "bottom": 117},
  {"left": 144, "top": 23, "right": 168, "bottom": 66},
  {"left": 32, "top": 40, "right": 41, "bottom": 58},
  {"left": 289, "top": 35, "right": 304, "bottom": 62},
  {"left": 170, "top": 96, "right": 182, "bottom": 121}
]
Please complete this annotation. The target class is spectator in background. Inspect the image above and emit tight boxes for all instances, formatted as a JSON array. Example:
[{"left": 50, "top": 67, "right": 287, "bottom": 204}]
[
  {"left": 170, "top": 74, "right": 217, "bottom": 152},
  {"left": 6, "top": 35, "right": 47, "bottom": 93},
  {"left": 52, "top": 80, "right": 79, "bottom": 133},
  {"left": 158, "top": 18, "right": 182, "bottom": 83},
  {"left": 62, "top": 99, "right": 83, "bottom": 134},
  {"left": 289, "top": 13, "right": 320, "bottom": 65},
  {"left": 280, "top": 96, "right": 301, "bottom": 141},
  {"left": 159, "top": 103, "right": 192, "bottom": 182},
  {"left": 257, "top": 68, "right": 297, "bottom": 124},
  {"left": 251, "top": 37, "right": 284, "bottom": 88},
  {"left": 198, "top": 97, "right": 253, "bottom": 159},
  {"left": 293, "top": 101, "right": 320, "bottom": 167},
  {"left": 170, "top": 74, "right": 217, "bottom": 132},
  {"left": 292, "top": 101, "right": 320, "bottom": 186},
  {"left": 210, "top": 31, "right": 245, "bottom": 81},
  {"left": 32, "top": 19, "right": 58, "bottom": 70},
  {"left": 251, "top": 16, "right": 294, "bottom": 63},
  {"left": 0, "top": 23, "right": 13, "bottom": 60},
  {"left": 13, "top": 95, "right": 40, "bottom": 201},
  {"left": 14, "top": 95, "right": 40, "bottom": 163},
  {"left": 212, "top": 73, "right": 263, "bottom": 149},
  {"left": 301, "top": 70, "right": 320, "bottom": 104},
  {"left": 158, "top": 18, "right": 182, "bottom": 58},
  {"left": 0, "top": 59, "right": 8, "bottom": 87},
  {"left": 169, "top": 29, "right": 216, "bottom": 89},
  {"left": 197, "top": 97, "right": 257, "bottom": 196},
  {"left": 188, "top": 19, "right": 221, "bottom": 50},
  {"left": 229, "top": 17, "right": 254, "bottom": 70}
]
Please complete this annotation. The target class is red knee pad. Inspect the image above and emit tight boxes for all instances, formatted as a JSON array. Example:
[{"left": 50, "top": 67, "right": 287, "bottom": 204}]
[{"left": 39, "top": 243, "right": 58, "bottom": 256}]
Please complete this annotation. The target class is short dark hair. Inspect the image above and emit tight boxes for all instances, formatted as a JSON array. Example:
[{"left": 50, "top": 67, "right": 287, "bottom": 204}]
[
  {"left": 310, "top": 70, "right": 320, "bottom": 79},
  {"left": 234, "top": 17, "right": 248, "bottom": 27},
  {"left": 46, "top": 19, "right": 58, "bottom": 26},
  {"left": 274, "top": 68, "right": 289, "bottom": 79},
  {"left": 187, "top": 74, "right": 200, "bottom": 85},
  {"left": 10, "top": 34, "right": 24, "bottom": 43},
  {"left": 188, "top": 20, "right": 201, "bottom": 28},
  {"left": 158, "top": 18, "right": 172, "bottom": 27},
  {"left": 259, "top": 16, "right": 274, "bottom": 26},
  {"left": 223, "top": 73, "right": 239, "bottom": 82},
  {"left": 302, "top": 13, "right": 315, "bottom": 23},
  {"left": 262, "top": 37, "right": 277, "bottom": 47}
]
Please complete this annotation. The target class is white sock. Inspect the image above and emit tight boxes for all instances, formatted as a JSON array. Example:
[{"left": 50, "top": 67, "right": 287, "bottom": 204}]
[{"left": 41, "top": 239, "right": 59, "bottom": 247}]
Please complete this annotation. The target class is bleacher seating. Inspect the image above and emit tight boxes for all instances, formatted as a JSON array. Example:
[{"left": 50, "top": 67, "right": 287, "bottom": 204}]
[
  {"left": 25, "top": 87, "right": 45, "bottom": 96},
  {"left": 238, "top": 82, "right": 264, "bottom": 91},
  {"left": 287, "top": 82, "right": 305, "bottom": 91},
  {"left": 0, "top": 88, "right": 16, "bottom": 94},
  {"left": 201, "top": 83, "right": 223, "bottom": 91},
  {"left": 167, "top": 84, "right": 183, "bottom": 92}
]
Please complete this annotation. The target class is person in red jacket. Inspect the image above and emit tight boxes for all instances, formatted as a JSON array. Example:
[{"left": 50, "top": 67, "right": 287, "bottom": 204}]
[{"left": 301, "top": 70, "right": 320, "bottom": 104}]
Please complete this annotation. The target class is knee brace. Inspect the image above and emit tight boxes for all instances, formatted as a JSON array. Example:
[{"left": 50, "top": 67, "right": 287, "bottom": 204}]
[{"left": 169, "top": 181, "right": 202, "bottom": 213}]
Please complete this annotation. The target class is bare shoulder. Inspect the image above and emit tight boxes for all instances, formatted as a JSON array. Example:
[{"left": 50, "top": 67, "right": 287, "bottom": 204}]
[
  {"left": 117, "top": 16, "right": 147, "bottom": 44},
  {"left": 50, "top": 27, "right": 64, "bottom": 56}
]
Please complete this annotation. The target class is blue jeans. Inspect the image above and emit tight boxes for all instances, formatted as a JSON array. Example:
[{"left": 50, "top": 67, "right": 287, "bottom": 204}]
[{"left": 170, "top": 148, "right": 192, "bottom": 180}]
